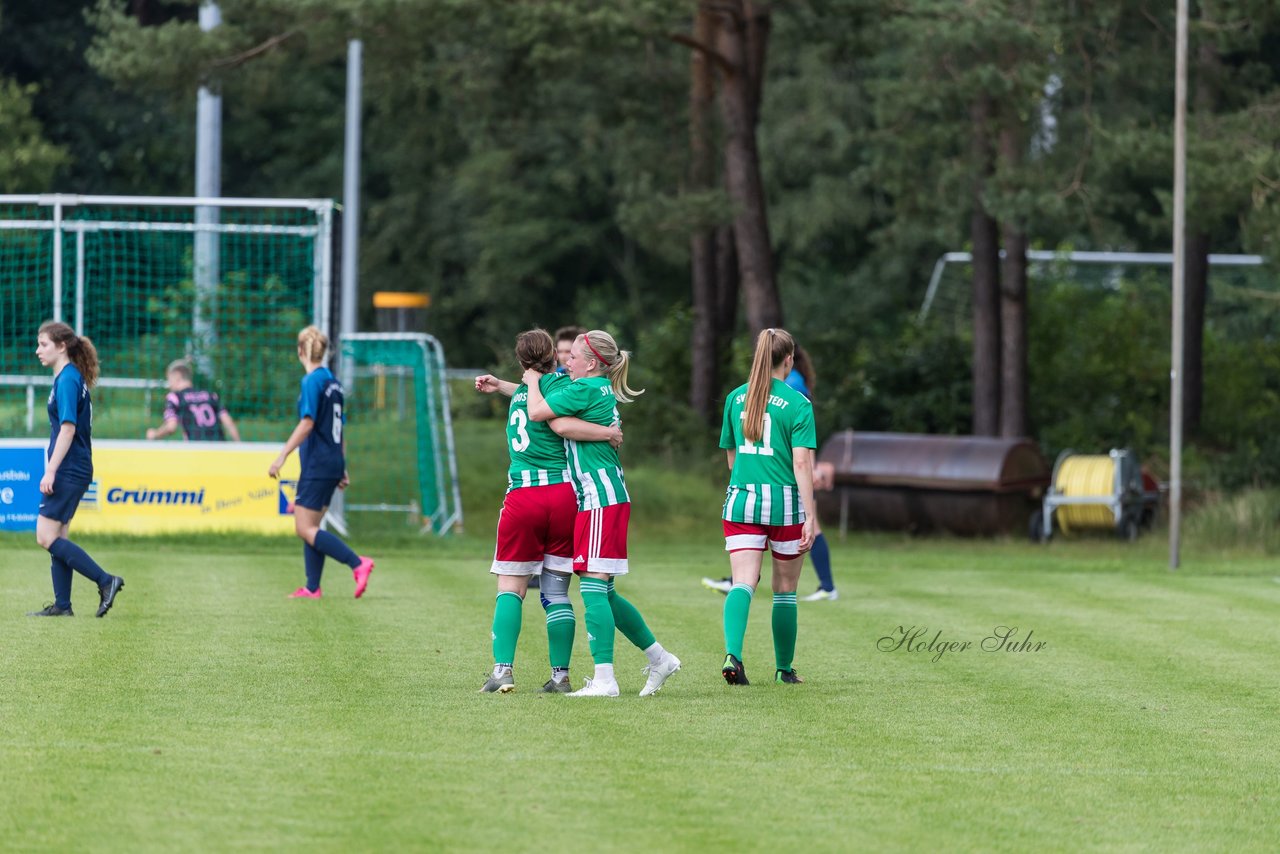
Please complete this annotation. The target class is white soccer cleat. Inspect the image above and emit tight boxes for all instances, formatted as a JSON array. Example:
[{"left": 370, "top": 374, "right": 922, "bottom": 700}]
[
  {"left": 802, "top": 588, "right": 839, "bottom": 602},
  {"left": 639, "top": 652, "right": 681, "bottom": 697},
  {"left": 567, "top": 677, "right": 620, "bottom": 698}
]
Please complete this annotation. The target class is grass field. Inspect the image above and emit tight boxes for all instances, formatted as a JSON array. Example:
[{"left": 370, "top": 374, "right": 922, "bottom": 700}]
[
  {"left": 2, "top": 415, "right": 1279, "bottom": 850},
  {"left": 2, "top": 526, "right": 1279, "bottom": 852}
]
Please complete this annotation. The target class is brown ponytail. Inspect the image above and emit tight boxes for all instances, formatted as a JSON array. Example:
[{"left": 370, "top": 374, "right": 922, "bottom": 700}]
[
  {"left": 743, "top": 327, "right": 794, "bottom": 443},
  {"left": 39, "top": 320, "right": 100, "bottom": 388},
  {"left": 581, "top": 330, "right": 644, "bottom": 404}
]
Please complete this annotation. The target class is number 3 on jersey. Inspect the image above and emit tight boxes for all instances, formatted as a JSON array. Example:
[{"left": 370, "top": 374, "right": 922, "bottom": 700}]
[
  {"left": 510, "top": 408, "right": 530, "bottom": 452},
  {"left": 738, "top": 412, "right": 774, "bottom": 456}
]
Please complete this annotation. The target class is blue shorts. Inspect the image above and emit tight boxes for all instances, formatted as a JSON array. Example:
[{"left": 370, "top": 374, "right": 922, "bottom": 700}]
[
  {"left": 294, "top": 477, "right": 341, "bottom": 512},
  {"left": 39, "top": 478, "right": 91, "bottom": 524}
]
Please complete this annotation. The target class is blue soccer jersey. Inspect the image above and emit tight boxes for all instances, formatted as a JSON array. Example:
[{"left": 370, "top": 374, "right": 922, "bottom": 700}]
[
  {"left": 784, "top": 368, "right": 811, "bottom": 401},
  {"left": 298, "top": 367, "right": 345, "bottom": 479},
  {"left": 47, "top": 363, "right": 93, "bottom": 482}
]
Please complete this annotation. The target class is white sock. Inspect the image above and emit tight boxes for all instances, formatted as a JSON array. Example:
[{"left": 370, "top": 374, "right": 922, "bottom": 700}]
[
  {"left": 551, "top": 668, "right": 569, "bottom": 684},
  {"left": 492, "top": 664, "right": 512, "bottom": 678},
  {"left": 593, "top": 663, "right": 616, "bottom": 683},
  {"left": 643, "top": 642, "right": 666, "bottom": 667}
]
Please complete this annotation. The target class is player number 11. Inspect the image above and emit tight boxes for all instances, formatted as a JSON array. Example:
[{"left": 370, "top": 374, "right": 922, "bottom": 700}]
[{"left": 738, "top": 412, "right": 775, "bottom": 456}]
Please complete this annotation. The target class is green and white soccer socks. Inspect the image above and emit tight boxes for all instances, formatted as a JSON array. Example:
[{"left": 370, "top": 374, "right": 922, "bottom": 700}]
[
  {"left": 490, "top": 590, "right": 523, "bottom": 667},
  {"left": 545, "top": 602, "right": 575, "bottom": 671},
  {"left": 772, "top": 591, "right": 798, "bottom": 672},
  {"left": 579, "top": 578, "right": 615, "bottom": 665},
  {"left": 723, "top": 583, "right": 754, "bottom": 659},
  {"left": 606, "top": 579, "right": 657, "bottom": 652}
]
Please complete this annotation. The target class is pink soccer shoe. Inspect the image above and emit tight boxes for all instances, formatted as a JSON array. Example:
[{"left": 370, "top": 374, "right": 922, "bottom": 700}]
[
  {"left": 288, "top": 586, "right": 322, "bottom": 599},
  {"left": 353, "top": 557, "right": 375, "bottom": 599}
]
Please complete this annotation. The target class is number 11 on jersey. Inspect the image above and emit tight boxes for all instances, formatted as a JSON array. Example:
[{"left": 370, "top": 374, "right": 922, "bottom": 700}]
[{"left": 738, "top": 412, "right": 774, "bottom": 456}]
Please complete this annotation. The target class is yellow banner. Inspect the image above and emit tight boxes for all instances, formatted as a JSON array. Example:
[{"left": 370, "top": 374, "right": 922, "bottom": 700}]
[{"left": 73, "top": 441, "right": 303, "bottom": 535}]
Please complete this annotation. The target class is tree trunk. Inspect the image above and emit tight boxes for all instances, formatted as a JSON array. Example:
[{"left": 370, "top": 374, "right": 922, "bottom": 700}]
[
  {"left": 970, "top": 95, "right": 1001, "bottom": 436},
  {"left": 1183, "top": 28, "right": 1219, "bottom": 438},
  {"left": 1184, "top": 231, "right": 1209, "bottom": 436},
  {"left": 998, "top": 123, "right": 1029, "bottom": 438},
  {"left": 715, "top": 223, "right": 740, "bottom": 351},
  {"left": 713, "top": 0, "right": 781, "bottom": 335},
  {"left": 689, "top": 5, "right": 719, "bottom": 423},
  {"left": 999, "top": 223, "right": 1029, "bottom": 438}
]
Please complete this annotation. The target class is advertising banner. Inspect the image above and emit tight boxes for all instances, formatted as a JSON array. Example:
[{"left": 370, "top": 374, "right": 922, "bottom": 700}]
[{"left": 0, "top": 440, "right": 301, "bottom": 534}]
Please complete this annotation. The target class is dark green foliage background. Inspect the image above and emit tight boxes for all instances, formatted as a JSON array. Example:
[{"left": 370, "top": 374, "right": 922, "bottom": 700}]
[{"left": 3, "top": 0, "right": 1280, "bottom": 488}]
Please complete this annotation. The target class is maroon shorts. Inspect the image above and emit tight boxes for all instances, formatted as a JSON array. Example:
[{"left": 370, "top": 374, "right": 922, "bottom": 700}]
[{"left": 490, "top": 482, "right": 576, "bottom": 575}]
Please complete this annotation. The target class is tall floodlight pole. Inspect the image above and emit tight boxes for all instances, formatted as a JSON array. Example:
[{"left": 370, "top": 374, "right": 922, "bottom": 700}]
[
  {"left": 193, "top": 1, "right": 223, "bottom": 375},
  {"left": 326, "top": 38, "right": 363, "bottom": 540},
  {"left": 341, "top": 39, "right": 363, "bottom": 342},
  {"left": 1170, "top": 0, "right": 1188, "bottom": 570}
]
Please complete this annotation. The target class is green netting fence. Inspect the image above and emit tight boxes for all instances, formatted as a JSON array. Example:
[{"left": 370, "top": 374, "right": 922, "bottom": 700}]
[{"left": 0, "top": 195, "right": 333, "bottom": 442}]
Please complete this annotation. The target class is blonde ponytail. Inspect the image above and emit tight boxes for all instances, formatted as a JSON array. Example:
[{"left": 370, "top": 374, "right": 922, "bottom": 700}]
[
  {"left": 743, "top": 327, "right": 794, "bottom": 443},
  {"left": 297, "top": 326, "right": 329, "bottom": 363},
  {"left": 581, "top": 330, "right": 645, "bottom": 404}
]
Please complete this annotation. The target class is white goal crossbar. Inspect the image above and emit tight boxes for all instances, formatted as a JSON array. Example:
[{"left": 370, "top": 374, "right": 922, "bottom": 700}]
[{"left": 919, "top": 249, "right": 1266, "bottom": 321}]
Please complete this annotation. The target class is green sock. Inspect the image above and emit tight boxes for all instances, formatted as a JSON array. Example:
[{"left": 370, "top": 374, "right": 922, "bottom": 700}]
[
  {"left": 579, "top": 578, "right": 615, "bottom": 665},
  {"left": 723, "top": 583, "right": 754, "bottom": 659},
  {"left": 607, "top": 580, "right": 656, "bottom": 650},
  {"left": 491, "top": 591, "right": 523, "bottom": 666},
  {"left": 772, "top": 591, "right": 798, "bottom": 671},
  {"left": 545, "top": 602, "right": 576, "bottom": 670}
]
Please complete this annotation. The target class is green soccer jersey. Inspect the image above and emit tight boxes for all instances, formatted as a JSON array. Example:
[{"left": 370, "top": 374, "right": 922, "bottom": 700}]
[
  {"left": 506, "top": 372, "right": 572, "bottom": 491},
  {"left": 719, "top": 377, "right": 817, "bottom": 524},
  {"left": 543, "top": 375, "right": 629, "bottom": 510}
]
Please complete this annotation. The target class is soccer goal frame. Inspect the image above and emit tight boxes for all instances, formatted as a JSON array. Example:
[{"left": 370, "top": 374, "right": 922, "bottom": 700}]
[
  {"left": 0, "top": 193, "right": 336, "bottom": 428},
  {"left": 0, "top": 193, "right": 335, "bottom": 331},
  {"left": 339, "top": 332, "right": 464, "bottom": 536},
  {"left": 918, "top": 249, "right": 1265, "bottom": 321}
]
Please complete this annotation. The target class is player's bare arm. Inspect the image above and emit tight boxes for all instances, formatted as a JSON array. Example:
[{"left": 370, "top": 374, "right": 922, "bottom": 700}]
[
  {"left": 475, "top": 374, "right": 518, "bottom": 397},
  {"left": 269, "top": 417, "right": 314, "bottom": 478},
  {"left": 550, "top": 417, "right": 622, "bottom": 448}
]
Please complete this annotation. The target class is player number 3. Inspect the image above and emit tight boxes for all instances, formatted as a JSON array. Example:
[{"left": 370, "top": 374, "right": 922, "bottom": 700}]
[{"left": 509, "top": 409, "right": 530, "bottom": 452}]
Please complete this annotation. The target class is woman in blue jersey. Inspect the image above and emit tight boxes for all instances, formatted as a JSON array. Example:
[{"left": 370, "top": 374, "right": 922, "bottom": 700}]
[
  {"left": 268, "top": 326, "right": 374, "bottom": 599},
  {"left": 28, "top": 321, "right": 125, "bottom": 618},
  {"left": 718, "top": 328, "right": 817, "bottom": 685}
]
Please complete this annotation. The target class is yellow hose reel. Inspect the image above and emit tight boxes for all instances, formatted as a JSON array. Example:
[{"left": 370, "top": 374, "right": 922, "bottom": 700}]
[{"left": 1032, "top": 449, "right": 1153, "bottom": 542}]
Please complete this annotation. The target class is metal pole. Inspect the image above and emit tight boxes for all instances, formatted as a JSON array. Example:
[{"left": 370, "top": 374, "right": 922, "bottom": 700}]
[
  {"left": 75, "top": 229, "right": 85, "bottom": 333},
  {"left": 1170, "top": 0, "right": 1188, "bottom": 570},
  {"left": 341, "top": 39, "right": 363, "bottom": 341},
  {"left": 318, "top": 203, "right": 334, "bottom": 332},
  {"left": 52, "top": 200, "right": 63, "bottom": 322},
  {"left": 194, "top": 1, "right": 223, "bottom": 376},
  {"left": 326, "top": 43, "right": 362, "bottom": 539}
]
